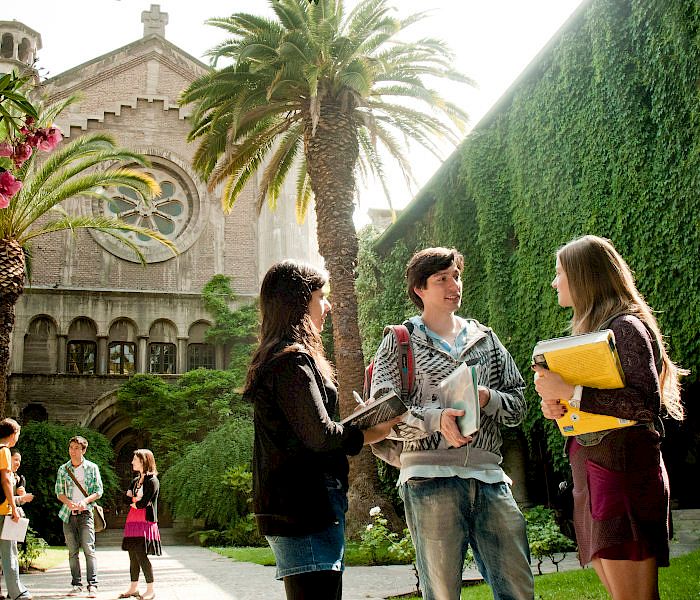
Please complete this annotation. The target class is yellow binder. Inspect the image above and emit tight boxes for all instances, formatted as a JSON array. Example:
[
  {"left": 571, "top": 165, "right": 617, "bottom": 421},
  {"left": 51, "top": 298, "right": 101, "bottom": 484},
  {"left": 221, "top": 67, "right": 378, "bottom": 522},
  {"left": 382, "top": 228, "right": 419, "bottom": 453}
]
[{"left": 532, "top": 330, "right": 636, "bottom": 436}]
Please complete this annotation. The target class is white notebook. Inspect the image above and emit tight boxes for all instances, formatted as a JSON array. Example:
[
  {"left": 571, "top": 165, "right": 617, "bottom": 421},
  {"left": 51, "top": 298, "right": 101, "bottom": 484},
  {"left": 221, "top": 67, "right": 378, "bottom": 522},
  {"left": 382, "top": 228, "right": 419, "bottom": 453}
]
[
  {"left": 1, "top": 515, "right": 29, "bottom": 542},
  {"left": 439, "top": 362, "right": 480, "bottom": 436}
]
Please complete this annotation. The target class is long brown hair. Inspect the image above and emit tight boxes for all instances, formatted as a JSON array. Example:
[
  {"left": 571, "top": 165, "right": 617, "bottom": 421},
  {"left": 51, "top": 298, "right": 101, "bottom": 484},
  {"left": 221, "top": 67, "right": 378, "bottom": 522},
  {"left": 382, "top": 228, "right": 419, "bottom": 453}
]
[
  {"left": 558, "top": 235, "right": 687, "bottom": 420},
  {"left": 133, "top": 448, "right": 157, "bottom": 475},
  {"left": 244, "top": 260, "right": 333, "bottom": 394}
]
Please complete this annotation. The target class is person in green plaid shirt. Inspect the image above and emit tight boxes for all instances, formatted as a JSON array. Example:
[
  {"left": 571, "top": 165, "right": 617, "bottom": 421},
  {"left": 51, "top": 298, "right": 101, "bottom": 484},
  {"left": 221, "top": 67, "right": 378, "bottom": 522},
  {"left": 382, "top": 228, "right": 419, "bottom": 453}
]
[{"left": 55, "top": 435, "right": 103, "bottom": 598}]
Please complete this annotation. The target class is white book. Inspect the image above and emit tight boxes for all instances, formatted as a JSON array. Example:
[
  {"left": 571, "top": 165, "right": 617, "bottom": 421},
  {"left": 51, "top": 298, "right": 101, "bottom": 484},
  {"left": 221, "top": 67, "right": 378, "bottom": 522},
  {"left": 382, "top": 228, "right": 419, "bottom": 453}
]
[
  {"left": 439, "top": 362, "right": 480, "bottom": 436},
  {"left": 1, "top": 515, "right": 29, "bottom": 542}
]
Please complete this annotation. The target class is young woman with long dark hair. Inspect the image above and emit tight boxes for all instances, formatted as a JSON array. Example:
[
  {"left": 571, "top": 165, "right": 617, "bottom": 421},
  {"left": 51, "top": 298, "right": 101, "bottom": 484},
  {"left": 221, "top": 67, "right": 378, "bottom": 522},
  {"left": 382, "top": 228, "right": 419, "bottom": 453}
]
[
  {"left": 119, "top": 449, "right": 161, "bottom": 600},
  {"left": 245, "top": 260, "right": 398, "bottom": 600}
]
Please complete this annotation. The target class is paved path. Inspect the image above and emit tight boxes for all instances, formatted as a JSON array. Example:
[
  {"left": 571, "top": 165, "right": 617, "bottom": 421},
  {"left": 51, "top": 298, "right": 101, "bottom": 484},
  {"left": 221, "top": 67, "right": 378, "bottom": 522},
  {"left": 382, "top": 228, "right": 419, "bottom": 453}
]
[
  {"left": 20, "top": 511, "right": 700, "bottom": 600},
  {"left": 21, "top": 544, "right": 417, "bottom": 600}
]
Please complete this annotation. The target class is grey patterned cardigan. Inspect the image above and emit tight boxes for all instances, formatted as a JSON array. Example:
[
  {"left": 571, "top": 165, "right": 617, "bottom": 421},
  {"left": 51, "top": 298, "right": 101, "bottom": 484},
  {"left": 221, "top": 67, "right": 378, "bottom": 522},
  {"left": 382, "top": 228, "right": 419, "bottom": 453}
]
[{"left": 369, "top": 318, "right": 527, "bottom": 472}]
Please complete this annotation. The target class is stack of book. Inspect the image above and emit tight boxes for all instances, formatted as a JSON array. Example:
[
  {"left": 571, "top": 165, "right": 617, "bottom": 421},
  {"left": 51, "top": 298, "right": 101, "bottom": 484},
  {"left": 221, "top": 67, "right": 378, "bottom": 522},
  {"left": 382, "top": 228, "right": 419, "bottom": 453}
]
[{"left": 532, "top": 329, "right": 636, "bottom": 436}]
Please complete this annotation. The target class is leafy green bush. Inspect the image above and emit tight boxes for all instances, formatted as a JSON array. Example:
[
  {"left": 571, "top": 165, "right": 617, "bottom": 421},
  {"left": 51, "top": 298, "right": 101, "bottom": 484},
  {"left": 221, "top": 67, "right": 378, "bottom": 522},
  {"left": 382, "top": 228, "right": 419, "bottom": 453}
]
[
  {"left": 525, "top": 505, "right": 577, "bottom": 574},
  {"left": 161, "top": 417, "right": 254, "bottom": 530},
  {"left": 117, "top": 370, "right": 251, "bottom": 471},
  {"left": 18, "top": 526, "right": 48, "bottom": 572},
  {"left": 16, "top": 422, "right": 118, "bottom": 544},
  {"left": 358, "top": 507, "right": 415, "bottom": 565}
]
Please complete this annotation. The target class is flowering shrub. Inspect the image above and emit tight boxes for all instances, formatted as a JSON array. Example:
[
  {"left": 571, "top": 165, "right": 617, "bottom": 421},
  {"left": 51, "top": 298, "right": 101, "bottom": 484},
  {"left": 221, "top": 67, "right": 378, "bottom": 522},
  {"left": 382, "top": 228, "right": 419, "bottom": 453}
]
[
  {"left": 0, "top": 72, "right": 62, "bottom": 209},
  {"left": 358, "top": 507, "right": 415, "bottom": 565},
  {"left": 0, "top": 115, "right": 63, "bottom": 208}
]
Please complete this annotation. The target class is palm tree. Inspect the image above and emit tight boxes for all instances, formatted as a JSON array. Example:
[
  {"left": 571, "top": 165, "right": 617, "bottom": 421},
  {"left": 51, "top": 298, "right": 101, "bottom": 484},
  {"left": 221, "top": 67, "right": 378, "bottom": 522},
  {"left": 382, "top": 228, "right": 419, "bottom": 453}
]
[
  {"left": 0, "top": 98, "right": 177, "bottom": 416},
  {"left": 181, "top": 0, "right": 471, "bottom": 529}
]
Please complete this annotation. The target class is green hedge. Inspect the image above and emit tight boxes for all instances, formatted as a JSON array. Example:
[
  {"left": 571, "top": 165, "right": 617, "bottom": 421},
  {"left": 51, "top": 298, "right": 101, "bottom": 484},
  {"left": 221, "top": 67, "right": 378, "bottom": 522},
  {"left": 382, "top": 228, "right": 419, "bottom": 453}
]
[
  {"left": 357, "top": 0, "right": 700, "bottom": 503},
  {"left": 16, "top": 422, "right": 118, "bottom": 545}
]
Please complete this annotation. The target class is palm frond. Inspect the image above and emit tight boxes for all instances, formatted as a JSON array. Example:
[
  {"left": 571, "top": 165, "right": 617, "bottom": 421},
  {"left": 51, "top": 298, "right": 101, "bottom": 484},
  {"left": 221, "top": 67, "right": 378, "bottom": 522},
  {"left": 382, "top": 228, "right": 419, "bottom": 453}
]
[{"left": 23, "top": 215, "right": 177, "bottom": 265}]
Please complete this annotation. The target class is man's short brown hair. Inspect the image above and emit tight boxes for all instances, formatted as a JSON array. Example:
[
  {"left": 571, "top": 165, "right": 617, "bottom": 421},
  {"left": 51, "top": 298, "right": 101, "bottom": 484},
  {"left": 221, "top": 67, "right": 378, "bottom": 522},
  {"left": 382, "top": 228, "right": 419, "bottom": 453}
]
[
  {"left": 0, "top": 418, "right": 20, "bottom": 439},
  {"left": 406, "top": 247, "right": 464, "bottom": 310},
  {"left": 69, "top": 435, "right": 88, "bottom": 451}
]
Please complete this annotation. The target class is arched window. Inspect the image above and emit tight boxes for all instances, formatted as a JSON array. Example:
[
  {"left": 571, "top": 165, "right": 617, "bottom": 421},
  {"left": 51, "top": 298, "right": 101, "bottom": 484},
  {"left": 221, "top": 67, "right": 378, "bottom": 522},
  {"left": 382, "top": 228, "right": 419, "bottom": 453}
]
[
  {"left": 67, "top": 318, "right": 97, "bottom": 374},
  {"left": 187, "top": 344, "right": 215, "bottom": 370},
  {"left": 23, "top": 316, "right": 57, "bottom": 373},
  {"left": 187, "top": 322, "right": 214, "bottom": 370},
  {"left": 109, "top": 319, "right": 137, "bottom": 375},
  {"left": 1, "top": 33, "right": 13, "bottom": 59},
  {"left": 148, "top": 319, "right": 177, "bottom": 374},
  {"left": 18, "top": 37, "right": 31, "bottom": 62}
]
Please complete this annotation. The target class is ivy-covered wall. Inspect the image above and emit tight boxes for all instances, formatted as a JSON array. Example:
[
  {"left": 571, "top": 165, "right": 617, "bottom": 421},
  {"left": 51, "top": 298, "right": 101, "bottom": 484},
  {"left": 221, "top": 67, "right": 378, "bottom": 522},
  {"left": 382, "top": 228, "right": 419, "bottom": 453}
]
[{"left": 357, "top": 0, "right": 700, "bottom": 506}]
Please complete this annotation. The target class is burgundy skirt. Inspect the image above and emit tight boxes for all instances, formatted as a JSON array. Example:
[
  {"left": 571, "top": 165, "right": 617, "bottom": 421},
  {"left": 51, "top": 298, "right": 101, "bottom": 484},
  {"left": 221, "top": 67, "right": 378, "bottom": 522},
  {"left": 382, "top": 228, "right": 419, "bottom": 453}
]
[
  {"left": 569, "top": 428, "right": 670, "bottom": 567},
  {"left": 122, "top": 506, "right": 162, "bottom": 556}
]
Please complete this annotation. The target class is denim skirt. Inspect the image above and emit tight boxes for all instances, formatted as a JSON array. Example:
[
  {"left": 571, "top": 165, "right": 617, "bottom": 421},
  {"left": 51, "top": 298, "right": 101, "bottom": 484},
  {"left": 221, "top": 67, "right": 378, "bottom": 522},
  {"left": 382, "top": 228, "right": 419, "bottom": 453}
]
[{"left": 266, "top": 477, "right": 348, "bottom": 579}]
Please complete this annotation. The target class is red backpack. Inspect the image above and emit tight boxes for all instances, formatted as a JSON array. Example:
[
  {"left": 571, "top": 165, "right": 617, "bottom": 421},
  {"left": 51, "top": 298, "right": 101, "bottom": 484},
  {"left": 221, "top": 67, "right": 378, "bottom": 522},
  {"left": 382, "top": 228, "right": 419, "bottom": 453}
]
[{"left": 362, "top": 324, "right": 415, "bottom": 403}]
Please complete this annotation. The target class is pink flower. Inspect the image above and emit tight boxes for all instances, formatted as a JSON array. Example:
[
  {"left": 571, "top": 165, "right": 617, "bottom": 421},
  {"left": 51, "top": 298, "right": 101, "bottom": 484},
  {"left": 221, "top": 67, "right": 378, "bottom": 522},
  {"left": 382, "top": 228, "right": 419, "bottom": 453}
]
[
  {"left": 0, "top": 142, "right": 13, "bottom": 157},
  {"left": 12, "top": 142, "right": 32, "bottom": 166},
  {"left": 0, "top": 170, "right": 22, "bottom": 197},
  {"left": 37, "top": 126, "right": 63, "bottom": 152},
  {"left": 0, "top": 170, "right": 22, "bottom": 208}
]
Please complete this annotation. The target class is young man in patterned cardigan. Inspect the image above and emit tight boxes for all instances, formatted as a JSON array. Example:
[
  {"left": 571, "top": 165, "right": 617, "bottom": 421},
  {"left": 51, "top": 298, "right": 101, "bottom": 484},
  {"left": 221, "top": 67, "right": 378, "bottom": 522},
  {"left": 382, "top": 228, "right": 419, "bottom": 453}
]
[{"left": 370, "top": 247, "right": 534, "bottom": 600}]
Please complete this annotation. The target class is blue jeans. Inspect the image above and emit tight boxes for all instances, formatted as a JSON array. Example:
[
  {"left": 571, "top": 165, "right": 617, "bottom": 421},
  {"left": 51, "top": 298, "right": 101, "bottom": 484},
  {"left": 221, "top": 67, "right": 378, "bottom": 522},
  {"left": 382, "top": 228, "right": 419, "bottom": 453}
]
[
  {"left": 63, "top": 512, "right": 98, "bottom": 586},
  {"left": 0, "top": 538, "right": 29, "bottom": 599},
  {"left": 401, "top": 477, "right": 534, "bottom": 600}
]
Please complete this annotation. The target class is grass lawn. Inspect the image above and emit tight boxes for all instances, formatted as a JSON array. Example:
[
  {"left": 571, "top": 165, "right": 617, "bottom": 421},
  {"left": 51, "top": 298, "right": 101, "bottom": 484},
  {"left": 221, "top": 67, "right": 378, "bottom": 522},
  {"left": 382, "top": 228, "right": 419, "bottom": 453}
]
[
  {"left": 211, "top": 542, "right": 407, "bottom": 567},
  {"left": 388, "top": 549, "right": 700, "bottom": 600},
  {"left": 212, "top": 546, "right": 700, "bottom": 600},
  {"left": 28, "top": 546, "right": 67, "bottom": 571}
]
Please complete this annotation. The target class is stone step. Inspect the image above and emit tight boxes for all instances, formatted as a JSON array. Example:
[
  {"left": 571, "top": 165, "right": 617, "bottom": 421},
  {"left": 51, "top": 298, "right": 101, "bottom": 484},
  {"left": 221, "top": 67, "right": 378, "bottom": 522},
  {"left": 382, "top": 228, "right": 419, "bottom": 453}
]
[{"left": 96, "top": 526, "right": 194, "bottom": 547}]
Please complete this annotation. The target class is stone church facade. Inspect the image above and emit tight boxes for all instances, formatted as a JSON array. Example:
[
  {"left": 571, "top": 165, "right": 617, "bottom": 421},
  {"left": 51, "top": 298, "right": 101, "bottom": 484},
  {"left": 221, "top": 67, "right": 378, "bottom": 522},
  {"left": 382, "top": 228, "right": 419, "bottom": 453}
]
[{"left": 2, "top": 6, "right": 320, "bottom": 490}]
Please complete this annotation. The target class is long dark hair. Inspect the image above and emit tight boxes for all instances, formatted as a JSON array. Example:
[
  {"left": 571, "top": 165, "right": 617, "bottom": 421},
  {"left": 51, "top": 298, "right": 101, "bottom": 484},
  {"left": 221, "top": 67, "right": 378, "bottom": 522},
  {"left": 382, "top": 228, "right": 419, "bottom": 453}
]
[
  {"left": 558, "top": 235, "right": 686, "bottom": 420},
  {"left": 244, "top": 260, "right": 332, "bottom": 393}
]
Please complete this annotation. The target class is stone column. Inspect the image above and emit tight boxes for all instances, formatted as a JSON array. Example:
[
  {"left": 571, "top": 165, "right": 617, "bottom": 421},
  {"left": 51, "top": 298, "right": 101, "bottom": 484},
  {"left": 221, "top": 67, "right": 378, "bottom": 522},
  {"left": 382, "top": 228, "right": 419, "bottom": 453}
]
[
  {"left": 57, "top": 334, "right": 67, "bottom": 373},
  {"left": 177, "top": 336, "right": 188, "bottom": 374},
  {"left": 10, "top": 331, "right": 24, "bottom": 374},
  {"left": 215, "top": 345, "right": 225, "bottom": 370},
  {"left": 138, "top": 335, "right": 148, "bottom": 373},
  {"left": 97, "top": 335, "right": 108, "bottom": 375}
]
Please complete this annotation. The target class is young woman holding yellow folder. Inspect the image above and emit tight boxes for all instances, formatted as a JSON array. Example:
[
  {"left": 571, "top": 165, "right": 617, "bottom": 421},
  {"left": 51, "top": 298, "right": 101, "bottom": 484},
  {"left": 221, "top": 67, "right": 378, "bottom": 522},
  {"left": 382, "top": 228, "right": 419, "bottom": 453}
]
[{"left": 533, "top": 235, "right": 686, "bottom": 600}]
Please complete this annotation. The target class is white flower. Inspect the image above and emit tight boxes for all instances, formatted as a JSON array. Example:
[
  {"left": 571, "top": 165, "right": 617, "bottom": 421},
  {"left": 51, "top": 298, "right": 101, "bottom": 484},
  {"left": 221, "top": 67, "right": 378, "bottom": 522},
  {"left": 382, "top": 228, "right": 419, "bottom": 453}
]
[
  {"left": 366, "top": 524, "right": 374, "bottom": 531},
  {"left": 369, "top": 506, "right": 381, "bottom": 517}
]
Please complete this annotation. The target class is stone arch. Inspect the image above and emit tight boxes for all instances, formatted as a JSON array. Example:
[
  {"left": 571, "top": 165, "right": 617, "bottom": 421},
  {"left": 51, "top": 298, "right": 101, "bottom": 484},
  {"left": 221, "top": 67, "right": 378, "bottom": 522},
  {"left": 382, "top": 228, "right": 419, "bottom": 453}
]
[
  {"left": 85, "top": 390, "right": 152, "bottom": 521},
  {"left": 21, "top": 403, "right": 48, "bottom": 424},
  {"left": 23, "top": 314, "right": 58, "bottom": 373}
]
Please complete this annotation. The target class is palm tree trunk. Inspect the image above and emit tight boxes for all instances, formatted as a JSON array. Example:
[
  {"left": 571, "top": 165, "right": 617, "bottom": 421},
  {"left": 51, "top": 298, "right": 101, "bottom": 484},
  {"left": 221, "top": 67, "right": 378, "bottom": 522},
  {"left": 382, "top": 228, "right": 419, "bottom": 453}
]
[
  {"left": 304, "top": 102, "right": 403, "bottom": 535},
  {"left": 0, "top": 238, "right": 25, "bottom": 417}
]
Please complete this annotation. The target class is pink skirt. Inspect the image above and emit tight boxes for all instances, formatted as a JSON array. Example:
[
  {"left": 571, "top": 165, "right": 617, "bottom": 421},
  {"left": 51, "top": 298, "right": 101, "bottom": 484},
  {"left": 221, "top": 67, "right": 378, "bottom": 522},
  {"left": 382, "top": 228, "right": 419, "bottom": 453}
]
[{"left": 122, "top": 506, "right": 162, "bottom": 556}]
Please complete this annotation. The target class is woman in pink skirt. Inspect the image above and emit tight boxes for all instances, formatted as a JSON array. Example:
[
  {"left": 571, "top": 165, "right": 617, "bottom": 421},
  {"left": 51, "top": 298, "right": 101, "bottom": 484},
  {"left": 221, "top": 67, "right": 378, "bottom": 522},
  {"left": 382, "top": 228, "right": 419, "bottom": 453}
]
[{"left": 119, "top": 449, "right": 161, "bottom": 600}]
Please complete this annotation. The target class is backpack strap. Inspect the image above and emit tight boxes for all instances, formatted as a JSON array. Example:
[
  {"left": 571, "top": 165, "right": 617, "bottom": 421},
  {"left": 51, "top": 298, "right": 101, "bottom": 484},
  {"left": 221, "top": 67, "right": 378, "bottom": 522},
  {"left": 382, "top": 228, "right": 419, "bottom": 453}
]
[{"left": 383, "top": 323, "right": 414, "bottom": 402}]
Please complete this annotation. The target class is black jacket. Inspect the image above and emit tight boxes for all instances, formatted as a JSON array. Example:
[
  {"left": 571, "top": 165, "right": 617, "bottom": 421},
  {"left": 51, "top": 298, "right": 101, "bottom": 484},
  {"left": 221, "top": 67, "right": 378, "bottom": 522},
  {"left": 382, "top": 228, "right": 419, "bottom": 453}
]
[
  {"left": 250, "top": 350, "right": 363, "bottom": 536},
  {"left": 123, "top": 474, "right": 159, "bottom": 522}
]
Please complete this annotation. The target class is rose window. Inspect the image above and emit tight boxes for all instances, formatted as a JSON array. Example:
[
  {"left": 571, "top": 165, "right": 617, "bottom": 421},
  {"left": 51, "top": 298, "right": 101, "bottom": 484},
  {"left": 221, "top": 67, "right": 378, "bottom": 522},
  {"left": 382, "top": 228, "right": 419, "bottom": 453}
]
[
  {"left": 91, "top": 155, "right": 203, "bottom": 263},
  {"left": 108, "top": 175, "right": 187, "bottom": 242}
]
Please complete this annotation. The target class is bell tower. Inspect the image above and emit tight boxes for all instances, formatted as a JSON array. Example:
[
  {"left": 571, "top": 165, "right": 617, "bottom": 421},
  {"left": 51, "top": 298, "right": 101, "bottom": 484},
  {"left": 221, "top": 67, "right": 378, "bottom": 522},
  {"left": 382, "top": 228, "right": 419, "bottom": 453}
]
[{"left": 0, "top": 20, "right": 41, "bottom": 79}]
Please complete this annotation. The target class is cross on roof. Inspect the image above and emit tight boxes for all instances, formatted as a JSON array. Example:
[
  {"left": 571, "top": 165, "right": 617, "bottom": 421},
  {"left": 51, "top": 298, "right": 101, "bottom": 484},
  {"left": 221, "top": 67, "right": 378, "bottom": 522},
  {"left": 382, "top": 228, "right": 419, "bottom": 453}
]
[{"left": 141, "top": 4, "right": 168, "bottom": 38}]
